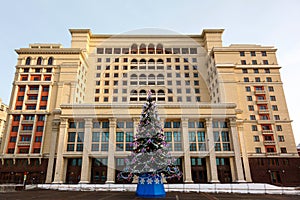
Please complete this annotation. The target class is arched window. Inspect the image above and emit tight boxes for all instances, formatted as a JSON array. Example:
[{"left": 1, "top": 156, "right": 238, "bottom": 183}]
[
  {"left": 48, "top": 57, "right": 53, "bottom": 65},
  {"left": 139, "top": 89, "right": 147, "bottom": 95},
  {"left": 156, "top": 44, "right": 163, "bottom": 54},
  {"left": 139, "top": 44, "right": 146, "bottom": 54},
  {"left": 37, "top": 57, "right": 42, "bottom": 65},
  {"left": 139, "top": 74, "right": 146, "bottom": 79},
  {"left": 157, "top": 74, "right": 164, "bottom": 80},
  {"left": 148, "top": 44, "right": 155, "bottom": 54},
  {"left": 148, "top": 74, "right": 155, "bottom": 80},
  {"left": 158, "top": 89, "right": 165, "bottom": 95},
  {"left": 157, "top": 58, "right": 164, "bottom": 64},
  {"left": 130, "top": 59, "right": 138, "bottom": 64},
  {"left": 150, "top": 89, "right": 156, "bottom": 94},
  {"left": 148, "top": 59, "right": 155, "bottom": 64},
  {"left": 25, "top": 57, "right": 31, "bottom": 65},
  {"left": 139, "top": 59, "right": 146, "bottom": 64},
  {"left": 131, "top": 44, "right": 138, "bottom": 54},
  {"left": 130, "top": 74, "right": 138, "bottom": 79},
  {"left": 130, "top": 90, "right": 138, "bottom": 95}
]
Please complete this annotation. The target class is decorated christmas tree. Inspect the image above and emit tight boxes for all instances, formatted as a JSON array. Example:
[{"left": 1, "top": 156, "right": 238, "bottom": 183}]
[{"left": 118, "top": 90, "right": 182, "bottom": 198}]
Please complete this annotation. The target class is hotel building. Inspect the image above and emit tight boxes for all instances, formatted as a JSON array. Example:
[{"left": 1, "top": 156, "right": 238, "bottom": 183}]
[{"left": 0, "top": 29, "right": 299, "bottom": 186}]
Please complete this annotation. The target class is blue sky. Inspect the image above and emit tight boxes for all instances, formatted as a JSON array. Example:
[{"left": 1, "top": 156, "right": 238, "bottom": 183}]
[{"left": 1, "top": 0, "right": 300, "bottom": 144}]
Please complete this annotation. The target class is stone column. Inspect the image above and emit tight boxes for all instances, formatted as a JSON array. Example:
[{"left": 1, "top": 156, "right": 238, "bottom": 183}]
[
  {"left": 181, "top": 118, "right": 193, "bottom": 183},
  {"left": 206, "top": 118, "right": 219, "bottom": 183},
  {"left": 132, "top": 117, "right": 140, "bottom": 183},
  {"left": 237, "top": 120, "right": 252, "bottom": 182},
  {"left": 53, "top": 118, "right": 68, "bottom": 183},
  {"left": 106, "top": 118, "right": 116, "bottom": 183},
  {"left": 229, "top": 118, "right": 246, "bottom": 182},
  {"left": 45, "top": 119, "right": 60, "bottom": 183},
  {"left": 79, "top": 118, "right": 92, "bottom": 183}
]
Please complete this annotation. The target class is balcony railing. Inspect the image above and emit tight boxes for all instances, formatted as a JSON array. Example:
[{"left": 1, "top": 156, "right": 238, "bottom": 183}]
[
  {"left": 258, "top": 109, "right": 269, "bottom": 114},
  {"left": 261, "top": 130, "right": 274, "bottom": 134},
  {"left": 17, "top": 141, "right": 31, "bottom": 146},
  {"left": 264, "top": 140, "right": 276, "bottom": 145},
  {"left": 254, "top": 90, "right": 266, "bottom": 95}
]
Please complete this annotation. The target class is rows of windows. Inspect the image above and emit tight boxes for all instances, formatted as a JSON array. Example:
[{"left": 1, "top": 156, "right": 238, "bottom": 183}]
[
  {"left": 245, "top": 86, "right": 274, "bottom": 92},
  {"left": 243, "top": 77, "right": 273, "bottom": 82},
  {"left": 254, "top": 147, "right": 287, "bottom": 154},
  {"left": 240, "top": 51, "right": 267, "bottom": 57},
  {"left": 25, "top": 57, "right": 53, "bottom": 66},
  {"left": 97, "top": 45, "right": 198, "bottom": 55},
  {"left": 240, "top": 60, "right": 269, "bottom": 65},
  {"left": 96, "top": 64, "right": 199, "bottom": 71},
  {"left": 242, "top": 68, "right": 270, "bottom": 74}
]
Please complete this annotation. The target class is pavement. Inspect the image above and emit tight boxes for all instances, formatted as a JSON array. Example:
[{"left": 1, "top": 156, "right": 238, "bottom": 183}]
[{"left": 0, "top": 190, "right": 300, "bottom": 200}]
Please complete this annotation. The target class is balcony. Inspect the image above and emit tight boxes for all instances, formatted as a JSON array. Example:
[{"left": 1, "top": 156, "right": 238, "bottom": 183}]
[
  {"left": 254, "top": 90, "right": 266, "bottom": 95},
  {"left": 261, "top": 130, "right": 274, "bottom": 134},
  {"left": 258, "top": 109, "right": 269, "bottom": 114},
  {"left": 17, "top": 141, "right": 31, "bottom": 146},
  {"left": 264, "top": 140, "right": 276, "bottom": 145},
  {"left": 21, "top": 120, "right": 34, "bottom": 125},
  {"left": 25, "top": 99, "right": 37, "bottom": 104},
  {"left": 19, "top": 130, "right": 33, "bottom": 135},
  {"left": 266, "top": 152, "right": 278, "bottom": 156},
  {"left": 27, "top": 90, "right": 39, "bottom": 94},
  {"left": 256, "top": 99, "right": 268, "bottom": 104}
]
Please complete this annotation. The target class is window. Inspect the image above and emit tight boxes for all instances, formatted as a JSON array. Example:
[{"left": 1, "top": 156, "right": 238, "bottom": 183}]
[
  {"left": 253, "top": 69, "right": 259, "bottom": 73},
  {"left": 192, "top": 58, "right": 197, "bottom": 63},
  {"left": 268, "top": 86, "right": 274, "bottom": 92},
  {"left": 91, "top": 132, "right": 109, "bottom": 151},
  {"left": 247, "top": 96, "right": 253, "bottom": 101},
  {"left": 244, "top": 77, "right": 249, "bottom": 82},
  {"left": 48, "top": 57, "right": 53, "bottom": 65},
  {"left": 189, "top": 131, "right": 206, "bottom": 151},
  {"left": 25, "top": 57, "right": 31, "bottom": 65},
  {"left": 17, "top": 96, "right": 24, "bottom": 101},
  {"left": 106, "top": 58, "right": 110, "bottom": 63},
  {"left": 190, "top": 48, "right": 197, "bottom": 54},
  {"left": 255, "top": 77, "right": 261, "bottom": 82},
  {"left": 276, "top": 125, "right": 282, "bottom": 131},
  {"left": 240, "top": 51, "right": 245, "bottom": 56},
  {"left": 214, "top": 131, "right": 230, "bottom": 151},
  {"left": 265, "top": 68, "right": 270, "bottom": 73},
  {"left": 175, "top": 58, "right": 180, "bottom": 63},
  {"left": 272, "top": 105, "right": 278, "bottom": 111},
  {"left": 10, "top": 136, "right": 17, "bottom": 142},
  {"left": 248, "top": 105, "right": 254, "bottom": 111},
  {"left": 254, "top": 136, "right": 260, "bottom": 142},
  {"left": 261, "top": 51, "right": 267, "bottom": 56},
  {"left": 252, "top": 125, "right": 258, "bottom": 131},
  {"left": 245, "top": 86, "right": 251, "bottom": 92},
  {"left": 263, "top": 60, "right": 269, "bottom": 65},
  {"left": 278, "top": 135, "right": 285, "bottom": 142},
  {"left": 250, "top": 51, "right": 256, "bottom": 56},
  {"left": 255, "top": 147, "right": 262, "bottom": 153},
  {"left": 270, "top": 96, "right": 276, "bottom": 101},
  {"left": 250, "top": 115, "right": 256, "bottom": 120},
  {"left": 13, "top": 115, "right": 21, "bottom": 121},
  {"left": 266, "top": 77, "right": 272, "bottom": 82},
  {"left": 35, "top": 136, "right": 42, "bottom": 142},
  {"left": 97, "top": 48, "right": 104, "bottom": 54},
  {"left": 280, "top": 147, "right": 287, "bottom": 153},
  {"left": 36, "top": 126, "right": 44, "bottom": 132},
  {"left": 12, "top": 126, "right": 19, "bottom": 132},
  {"left": 252, "top": 60, "right": 257, "bottom": 65},
  {"left": 274, "top": 115, "right": 280, "bottom": 120},
  {"left": 241, "top": 60, "right": 246, "bottom": 65},
  {"left": 41, "top": 96, "right": 48, "bottom": 101}
]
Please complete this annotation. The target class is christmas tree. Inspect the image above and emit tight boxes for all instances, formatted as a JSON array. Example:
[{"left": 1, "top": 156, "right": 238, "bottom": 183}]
[{"left": 118, "top": 90, "right": 182, "bottom": 197}]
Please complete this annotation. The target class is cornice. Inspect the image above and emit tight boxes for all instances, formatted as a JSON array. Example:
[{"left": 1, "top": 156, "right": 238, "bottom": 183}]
[
  {"left": 59, "top": 103, "right": 236, "bottom": 109},
  {"left": 15, "top": 48, "right": 83, "bottom": 55}
]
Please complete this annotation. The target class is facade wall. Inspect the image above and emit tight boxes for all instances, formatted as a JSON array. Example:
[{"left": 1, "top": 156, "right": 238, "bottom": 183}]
[
  {"left": 0, "top": 98, "right": 8, "bottom": 142},
  {"left": 0, "top": 29, "right": 299, "bottom": 186}
]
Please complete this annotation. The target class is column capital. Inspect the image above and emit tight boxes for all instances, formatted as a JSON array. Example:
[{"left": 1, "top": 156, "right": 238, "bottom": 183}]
[
  {"left": 133, "top": 117, "right": 140, "bottom": 123},
  {"left": 205, "top": 118, "right": 212, "bottom": 127},
  {"left": 229, "top": 117, "right": 237, "bottom": 127},
  {"left": 60, "top": 118, "right": 68, "bottom": 127},
  {"left": 109, "top": 118, "right": 116, "bottom": 126},
  {"left": 52, "top": 119, "right": 60, "bottom": 127}
]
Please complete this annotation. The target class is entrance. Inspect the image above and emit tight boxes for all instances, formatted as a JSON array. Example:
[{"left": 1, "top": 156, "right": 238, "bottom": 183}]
[
  {"left": 216, "top": 157, "right": 232, "bottom": 183},
  {"left": 66, "top": 158, "right": 82, "bottom": 184},
  {"left": 191, "top": 157, "right": 207, "bottom": 183},
  {"left": 91, "top": 158, "right": 108, "bottom": 183}
]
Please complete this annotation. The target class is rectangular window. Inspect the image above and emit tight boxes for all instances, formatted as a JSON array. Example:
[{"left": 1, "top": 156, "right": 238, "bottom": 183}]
[
  {"left": 240, "top": 51, "right": 245, "bottom": 56},
  {"left": 263, "top": 60, "right": 269, "bottom": 65},
  {"left": 252, "top": 60, "right": 257, "bottom": 65},
  {"left": 266, "top": 77, "right": 272, "bottom": 82},
  {"left": 247, "top": 96, "right": 253, "bottom": 101},
  {"left": 280, "top": 147, "right": 287, "bottom": 153},
  {"left": 268, "top": 86, "right": 274, "bottom": 92},
  {"left": 255, "top": 147, "right": 262, "bottom": 153},
  {"left": 244, "top": 77, "right": 249, "bottom": 82},
  {"left": 248, "top": 105, "right": 254, "bottom": 111},
  {"left": 278, "top": 135, "right": 285, "bottom": 142},
  {"left": 250, "top": 115, "right": 256, "bottom": 120},
  {"left": 245, "top": 86, "right": 251, "bottom": 92},
  {"left": 270, "top": 96, "right": 276, "bottom": 101},
  {"left": 250, "top": 51, "right": 256, "bottom": 56},
  {"left": 254, "top": 136, "right": 260, "bottom": 142},
  {"left": 276, "top": 125, "right": 282, "bottom": 131},
  {"left": 252, "top": 125, "right": 258, "bottom": 131},
  {"left": 241, "top": 60, "right": 246, "bottom": 65},
  {"left": 261, "top": 51, "right": 267, "bottom": 56}
]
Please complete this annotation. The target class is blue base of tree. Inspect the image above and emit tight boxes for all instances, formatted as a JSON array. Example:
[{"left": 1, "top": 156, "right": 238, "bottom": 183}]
[{"left": 136, "top": 174, "right": 166, "bottom": 198}]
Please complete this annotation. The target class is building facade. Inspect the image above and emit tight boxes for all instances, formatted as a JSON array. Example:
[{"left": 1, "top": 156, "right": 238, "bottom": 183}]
[
  {"left": 0, "top": 98, "right": 8, "bottom": 145},
  {"left": 0, "top": 29, "right": 299, "bottom": 186}
]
